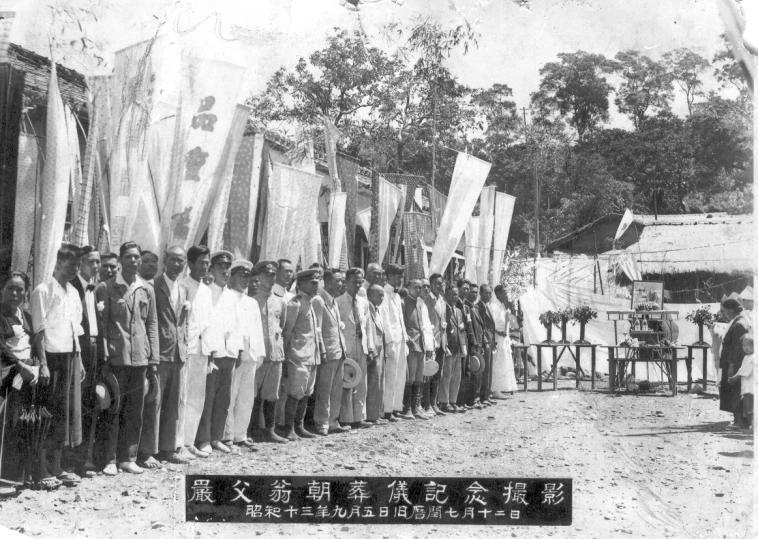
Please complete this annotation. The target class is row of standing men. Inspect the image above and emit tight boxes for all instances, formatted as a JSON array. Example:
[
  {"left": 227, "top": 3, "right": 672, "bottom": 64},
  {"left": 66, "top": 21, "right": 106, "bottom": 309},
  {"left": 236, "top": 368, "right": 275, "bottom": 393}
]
[{"left": 19, "top": 241, "right": 509, "bottom": 482}]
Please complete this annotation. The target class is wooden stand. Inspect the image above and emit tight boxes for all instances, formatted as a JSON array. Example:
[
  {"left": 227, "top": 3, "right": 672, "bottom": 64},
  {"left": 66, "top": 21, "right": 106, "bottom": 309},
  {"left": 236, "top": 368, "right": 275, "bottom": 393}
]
[
  {"left": 511, "top": 343, "right": 531, "bottom": 392},
  {"left": 685, "top": 344, "right": 711, "bottom": 391},
  {"left": 607, "top": 345, "right": 682, "bottom": 396}
]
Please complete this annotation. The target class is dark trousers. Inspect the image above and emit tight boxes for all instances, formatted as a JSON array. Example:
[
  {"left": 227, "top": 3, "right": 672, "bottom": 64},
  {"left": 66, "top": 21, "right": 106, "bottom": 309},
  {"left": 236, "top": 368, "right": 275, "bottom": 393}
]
[
  {"left": 96, "top": 365, "right": 146, "bottom": 465},
  {"left": 140, "top": 362, "right": 184, "bottom": 456},
  {"left": 196, "top": 357, "right": 235, "bottom": 445},
  {"left": 431, "top": 347, "right": 444, "bottom": 382},
  {"left": 80, "top": 338, "right": 100, "bottom": 438},
  {"left": 480, "top": 343, "right": 494, "bottom": 401},
  {"left": 40, "top": 352, "right": 82, "bottom": 450}
]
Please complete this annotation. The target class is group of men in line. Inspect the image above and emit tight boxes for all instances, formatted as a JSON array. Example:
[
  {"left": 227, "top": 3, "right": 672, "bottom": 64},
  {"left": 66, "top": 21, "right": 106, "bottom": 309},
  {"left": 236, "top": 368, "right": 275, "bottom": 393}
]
[{"left": 32, "top": 241, "right": 513, "bottom": 476}]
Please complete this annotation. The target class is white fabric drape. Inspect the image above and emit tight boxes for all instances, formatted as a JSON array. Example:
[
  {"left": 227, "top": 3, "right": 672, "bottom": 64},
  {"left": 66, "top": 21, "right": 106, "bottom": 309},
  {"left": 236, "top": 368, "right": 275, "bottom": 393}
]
[
  {"left": 356, "top": 208, "right": 371, "bottom": 241},
  {"left": 12, "top": 134, "right": 38, "bottom": 272},
  {"left": 261, "top": 162, "right": 323, "bottom": 262},
  {"left": 328, "top": 192, "right": 347, "bottom": 269},
  {"left": 429, "top": 153, "right": 491, "bottom": 274},
  {"left": 492, "top": 192, "right": 516, "bottom": 285},
  {"left": 476, "top": 186, "right": 496, "bottom": 285},
  {"left": 464, "top": 217, "right": 480, "bottom": 283},
  {"left": 33, "top": 61, "right": 71, "bottom": 288}
]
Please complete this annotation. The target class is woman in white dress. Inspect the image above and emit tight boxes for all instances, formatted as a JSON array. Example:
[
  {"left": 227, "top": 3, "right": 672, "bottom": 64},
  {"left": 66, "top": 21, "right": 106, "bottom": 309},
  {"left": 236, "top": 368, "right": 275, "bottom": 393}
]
[{"left": 490, "top": 285, "right": 518, "bottom": 396}]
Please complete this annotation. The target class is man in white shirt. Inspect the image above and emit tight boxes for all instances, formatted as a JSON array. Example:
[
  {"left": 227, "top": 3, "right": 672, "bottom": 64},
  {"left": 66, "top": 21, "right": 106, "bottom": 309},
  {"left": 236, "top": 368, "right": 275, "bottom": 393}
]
[
  {"left": 32, "top": 243, "right": 85, "bottom": 486},
  {"left": 222, "top": 260, "right": 266, "bottom": 452},
  {"left": 422, "top": 273, "right": 449, "bottom": 417},
  {"left": 382, "top": 264, "right": 407, "bottom": 421},
  {"left": 138, "top": 251, "right": 159, "bottom": 285},
  {"left": 180, "top": 245, "right": 214, "bottom": 459},
  {"left": 196, "top": 251, "right": 240, "bottom": 454},
  {"left": 70, "top": 245, "right": 101, "bottom": 473}
]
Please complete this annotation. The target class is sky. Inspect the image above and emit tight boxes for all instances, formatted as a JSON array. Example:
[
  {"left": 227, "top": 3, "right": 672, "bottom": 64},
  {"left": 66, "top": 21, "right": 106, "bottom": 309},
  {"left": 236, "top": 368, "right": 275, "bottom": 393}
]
[{"left": 3, "top": 0, "right": 731, "bottom": 129}]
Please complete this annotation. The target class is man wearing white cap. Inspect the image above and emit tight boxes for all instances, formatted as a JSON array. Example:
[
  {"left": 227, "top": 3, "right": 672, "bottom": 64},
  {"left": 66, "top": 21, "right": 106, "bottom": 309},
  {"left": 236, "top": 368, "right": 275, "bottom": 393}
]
[
  {"left": 740, "top": 286, "right": 754, "bottom": 326},
  {"left": 195, "top": 251, "right": 241, "bottom": 454},
  {"left": 222, "top": 260, "right": 266, "bottom": 452},
  {"left": 281, "top": 268, "right": 325, "bottom": 441}
]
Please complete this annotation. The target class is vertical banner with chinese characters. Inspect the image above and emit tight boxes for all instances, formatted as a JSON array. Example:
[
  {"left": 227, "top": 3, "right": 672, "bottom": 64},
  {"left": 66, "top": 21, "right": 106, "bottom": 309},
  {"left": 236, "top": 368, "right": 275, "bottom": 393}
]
[
  {"left": 476, "top": 186, "right": 496, "bottom": 286},
  {"left": 186, "top": 476, "right": 571, "bottom": 525},
  {"left": 464, "top": 216, "right": 480, "bottom": 283},
  {"left": 402, "top": 212, "right": 431, "bottom": 280},
  {"left": 164, "top": 54, "right": 246, "bottom": 249}
]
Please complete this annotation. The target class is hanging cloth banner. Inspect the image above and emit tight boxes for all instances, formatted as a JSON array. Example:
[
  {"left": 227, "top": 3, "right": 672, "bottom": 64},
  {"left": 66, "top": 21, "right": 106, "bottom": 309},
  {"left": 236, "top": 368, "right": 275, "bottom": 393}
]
[
  {"left": 491, "top": 192, "right": 516, "bottom": 285},
  {"left": 336, "top": 154, "right": 360, "bottom": 268},
  {"left": 289, "top": 137, "right": 321, "bottom": 268},
  {"left": 402, "top": 212, "right": 429, "bottom": 281},
  {"left": 33, "top": 61, "right": 71, "bottom": 288},
  {"left": 464, "top": 216, "right": 480, "bottom": 283},
  {"left": 260, "top": 162, "right": 323, "bottom": 262},
  {"left": 429, "top": 153, "right": 491, "bottom": 275},
  {"left": 12, "top": 134, "right": 39, "bottom": 273},
  {"left": 205, "top": 104, "right": 250, "bottom": 252},
  {"left": 476, "top": 186, "right": 496, "bottom": 285},
  {"left": 377, "top": 177, "right": 403, "bottom": 265},
  {"left": 164, "top": 54, "right": 246, "bottom": 249},
  {"left": 384, "top": 173, "right": 425, "bottom": 212},
  {"left": 391, "top": 183, "right": 407, "bottom": 264},
  {"left": 328, "top": 192, "right": 347, "bottom": 269},
  {"left": 223, "top": 132, "right": 264, "bottom": 261},
  {"left": 73, "top": 88, "right": 98, "bottom": 247},
  {"left": 427, "top": 184, "right": 447, "bottom": 241},
  {"left": 614, "top": 208, "right": 635, "bottom": 242},
  {"left": 356, "top": 207, "right": 371, "bottom": 241}
]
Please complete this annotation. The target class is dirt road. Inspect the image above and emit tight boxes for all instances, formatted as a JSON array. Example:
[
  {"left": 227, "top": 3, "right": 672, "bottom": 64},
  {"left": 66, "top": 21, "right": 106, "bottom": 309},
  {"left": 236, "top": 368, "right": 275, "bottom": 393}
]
[{"left": 0, "top": 381, "right": 753, "bottom": 539}]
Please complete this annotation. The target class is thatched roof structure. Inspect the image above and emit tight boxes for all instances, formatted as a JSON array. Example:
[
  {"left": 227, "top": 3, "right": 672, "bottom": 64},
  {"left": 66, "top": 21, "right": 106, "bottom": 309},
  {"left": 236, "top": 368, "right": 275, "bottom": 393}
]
[{"left": 619, "top": 213, "right": 754, "bottom": 275}]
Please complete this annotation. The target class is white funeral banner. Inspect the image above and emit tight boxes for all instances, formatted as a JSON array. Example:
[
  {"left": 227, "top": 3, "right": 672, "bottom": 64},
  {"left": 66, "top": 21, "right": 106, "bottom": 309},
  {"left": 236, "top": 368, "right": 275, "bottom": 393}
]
[
  {"left": 377, "top": 178, "right": 403, "bottom": 264},
  {"left": 328, "top": 192, "right": 347, "bottom": 269},
  {"left": 33, "top": 62, "right": 70, "bottom": 288},
  {"left": 429, "top": 153, "right": 491, "bottom": 275},
  {"left": 261, "top": 162, "right": 323, "bottom": 262},
  {"left": 205, "top": 104, "right": 250, "bottom": 252},
  {"left": 614, "top": 208, "right": 635, "bottom": 242},
  {"left": 476, "top": 186, "right": 496, "bottom": 285},
  {"left": 164, "top": 54, "right": 246, "bottom": 249},
  {"left": 464, "top": 216, "right": 480, "bottom": 283},
  {"left": 356, "top": 208, "right": 371, "bottom": 241},
  {"left": 491, "top": 192, "right": 516, "bottom": 285}
]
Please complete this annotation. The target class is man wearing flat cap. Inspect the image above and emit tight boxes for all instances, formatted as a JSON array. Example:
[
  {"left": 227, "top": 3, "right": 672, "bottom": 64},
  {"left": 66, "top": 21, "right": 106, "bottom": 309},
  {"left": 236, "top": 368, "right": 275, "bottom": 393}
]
[
  {"left": 195, "top": 251, "right": 241, "bottom": 454},
  {"left": 222, "top": 260, "right": 266, "bottom": 451},
  {"left": 249, "top": 261, "right": 289, "bottom": 443},
  {"left": 281, "top": 268, "right": 325, "bottom": 441}
]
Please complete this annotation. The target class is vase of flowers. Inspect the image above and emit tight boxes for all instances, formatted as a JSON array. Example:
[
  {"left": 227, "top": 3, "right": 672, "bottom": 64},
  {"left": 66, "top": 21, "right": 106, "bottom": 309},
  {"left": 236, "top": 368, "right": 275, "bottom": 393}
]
[
  {"left": 571, "top": 305, "right": 598, "bottom": 344},
  {"left": 538, "top": 310, "right": 560, "bottom": 343},
  {"left": 685, "top": 306, "right": 714, "bottom": 345},
  {"left": 557, "top": 308, "right": 573, "bottom": 343}
]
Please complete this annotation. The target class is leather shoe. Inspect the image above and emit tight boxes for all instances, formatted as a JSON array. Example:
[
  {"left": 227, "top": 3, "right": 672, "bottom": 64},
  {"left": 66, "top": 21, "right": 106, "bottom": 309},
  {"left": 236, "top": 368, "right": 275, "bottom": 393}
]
[{"left": 352, "top": 420, "right": 373, "bottom": 429}]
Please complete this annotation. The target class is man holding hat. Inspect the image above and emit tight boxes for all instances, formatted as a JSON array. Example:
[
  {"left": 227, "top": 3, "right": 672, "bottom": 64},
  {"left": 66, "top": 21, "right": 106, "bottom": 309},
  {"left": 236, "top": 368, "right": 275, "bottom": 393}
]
[
  {"left": 337, "top": 268, "right": 375, "bottom": 429},
  {"left": 249, "top": 261, "right": 289, "bottom": 444},
  {"left": 138, "top": 246, "right": 191, "bottom": 467},
  {"left": 281, "top": 268, "right": 325, "bottom": 441},
  {"left": 366, "top": 284, "right": 387, "bottom": 424},
  {"left": 93, "top": 241, "right": 159, "bottom": 475},
  {"left": 311, "top": 269, "right": 349, "bottom": 436},
  {"left": 195, "top": 250, "right": 241, "bottom": 454},
  {"left": 382, "top": 264, "right": 407, "bottom": 421},
  {"left": 180, "top": 245, "right": 214, "bottom": 459},
  {"left": 222, "top": 260, "right": 266, "bottom": 451},
  {"left": 402, "top": 279, "right": 432, "bottom": 420}
]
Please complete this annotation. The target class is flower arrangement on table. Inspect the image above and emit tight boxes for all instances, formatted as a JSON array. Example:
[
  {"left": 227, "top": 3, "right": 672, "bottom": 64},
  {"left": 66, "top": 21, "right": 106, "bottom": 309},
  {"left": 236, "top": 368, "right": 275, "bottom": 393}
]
[
  {"left": 538, "top": 310, "right": 561, "bottom": 343},
  {"left": 556, "top": 308, "right": 574, "bottom": 342},
  {"left": 685, "top": 306, "right": 714, "bottom": 345},
  {"left": 571, "top": 305, "right": 598, "bottom": 343}
]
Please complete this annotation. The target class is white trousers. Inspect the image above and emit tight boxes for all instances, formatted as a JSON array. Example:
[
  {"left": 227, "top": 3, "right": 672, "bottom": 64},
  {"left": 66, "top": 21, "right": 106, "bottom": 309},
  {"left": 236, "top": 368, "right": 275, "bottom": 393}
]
[
  {"left": 223, "top": 359, "right": 259, "bottom": 443},
  {"left": 183, "top": 353, "right": 208, "bottom": 446},
  {"left": 385, "top": 341, "right": 407, "bottom": 412}
]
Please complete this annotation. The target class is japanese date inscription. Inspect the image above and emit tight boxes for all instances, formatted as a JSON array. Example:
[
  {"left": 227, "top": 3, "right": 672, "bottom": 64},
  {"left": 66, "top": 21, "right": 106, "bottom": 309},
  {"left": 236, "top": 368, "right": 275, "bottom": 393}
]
[{"left": 186, "top": 476, "right": 572, "bottom": 526}]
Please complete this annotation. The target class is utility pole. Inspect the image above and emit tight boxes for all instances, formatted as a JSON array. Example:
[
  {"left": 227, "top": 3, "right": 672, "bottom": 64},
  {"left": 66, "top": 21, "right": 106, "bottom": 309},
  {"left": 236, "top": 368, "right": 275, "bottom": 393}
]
[{"left": 522, "top": 107, "right": 539, "bottom": 255}]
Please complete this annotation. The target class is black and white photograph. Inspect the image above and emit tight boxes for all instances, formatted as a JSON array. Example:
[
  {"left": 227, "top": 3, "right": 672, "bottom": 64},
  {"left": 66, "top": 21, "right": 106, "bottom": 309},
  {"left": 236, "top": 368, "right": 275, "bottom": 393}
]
[{"left": 0, "top": 0, "right": 754, "bottom": 538}]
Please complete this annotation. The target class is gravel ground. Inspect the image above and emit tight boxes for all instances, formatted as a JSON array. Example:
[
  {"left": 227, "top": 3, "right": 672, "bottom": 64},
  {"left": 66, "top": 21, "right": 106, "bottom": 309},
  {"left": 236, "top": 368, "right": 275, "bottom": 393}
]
[{"left": 0, "top": 380, "right": 753, "bottom": 539}]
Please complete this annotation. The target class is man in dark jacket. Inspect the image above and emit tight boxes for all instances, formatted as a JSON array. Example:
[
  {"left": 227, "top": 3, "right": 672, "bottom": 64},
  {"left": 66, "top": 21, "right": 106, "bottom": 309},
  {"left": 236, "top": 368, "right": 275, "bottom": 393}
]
[
  {"left": 440, "top": 285, "right": 467, "bottom": 413},
  {"left": 138, "top": 246, "right": 191, "bottom": 466},
  {"left": 401, "top": 280, "right": 431, "bottom": 419},
  {"left": 477, "top": 285, "right": 498, "bottom": 407}
]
